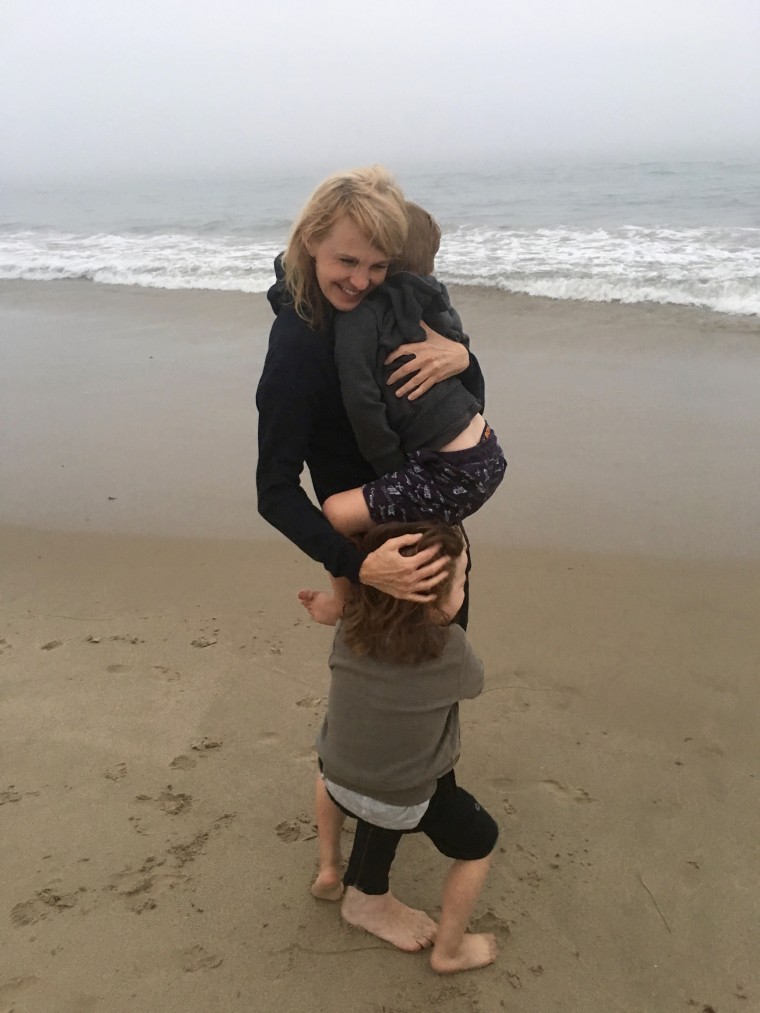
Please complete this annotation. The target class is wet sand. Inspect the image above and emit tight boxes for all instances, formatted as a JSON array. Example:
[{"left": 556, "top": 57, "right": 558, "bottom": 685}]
[{"left": 1, "top": 280, "right": 759, "bottom": 1012}]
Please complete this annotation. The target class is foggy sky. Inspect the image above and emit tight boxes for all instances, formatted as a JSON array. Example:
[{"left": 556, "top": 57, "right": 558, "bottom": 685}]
[{"left": 2, "top": 0, "right": 759, "bottom": 181}]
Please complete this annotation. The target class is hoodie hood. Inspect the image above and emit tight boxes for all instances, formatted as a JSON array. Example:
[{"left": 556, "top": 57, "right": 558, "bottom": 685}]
[{"left": 266, "top": 253, "right": 291, "bottom": 316}]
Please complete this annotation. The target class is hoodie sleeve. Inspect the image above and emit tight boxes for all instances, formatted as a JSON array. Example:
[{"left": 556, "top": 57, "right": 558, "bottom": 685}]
[
  {"left": 433, "top": 282, "right": 485, "bottom": 411},
  {"left": 256, "top": 315, "right": 365, "bottom": 581},
  {"left": 334, "top": 305, "right": 407, "bottom": 476}
]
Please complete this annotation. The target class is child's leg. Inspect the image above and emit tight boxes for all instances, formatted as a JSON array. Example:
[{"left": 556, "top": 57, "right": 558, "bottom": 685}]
[
  {"left": 430, "top": 856, "right": 497, "bottom": 974},
  {"left": 322, "top": 488, "right": 372, "bottom": 537},
  {"left": 298, "top": 575, "right": 351, "bottom": 627},
  {"left": 310, "top": 774, "right": 345, "bottom": 901},
  {"left": 416, "top": 772, "right": 499, "bottom": 974},
  {"left": 340, "top": 819, "right": 437, "bottom": 952}
]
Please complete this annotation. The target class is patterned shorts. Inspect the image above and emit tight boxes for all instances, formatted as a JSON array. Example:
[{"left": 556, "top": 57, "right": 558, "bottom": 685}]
[{"left": 362, "top": 423, "right": 507, "bottom": 526}]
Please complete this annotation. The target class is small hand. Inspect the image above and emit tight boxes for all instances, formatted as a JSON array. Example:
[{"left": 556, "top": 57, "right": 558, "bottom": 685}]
[
  {"left": 384, "top": 322, "right": 469, "bottom": 401},
  {"left": 359, "top": 532, "right": 448, "bottom": 602}
]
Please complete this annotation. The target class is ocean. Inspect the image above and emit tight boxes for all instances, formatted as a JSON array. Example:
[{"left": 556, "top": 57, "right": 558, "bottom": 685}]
[{"left": 1, "top": 159, "right": 759, "bottom": 316}]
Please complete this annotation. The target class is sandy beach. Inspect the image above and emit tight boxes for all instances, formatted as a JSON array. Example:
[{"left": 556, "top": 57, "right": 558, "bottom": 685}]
[{"left": 2, "top": 280, "right": 760, "bottom": 1013}]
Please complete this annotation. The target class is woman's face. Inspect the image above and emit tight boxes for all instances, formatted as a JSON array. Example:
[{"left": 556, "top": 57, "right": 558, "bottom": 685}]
[{"left": 308, "top": 217, "right": 391, "bottom": 312}]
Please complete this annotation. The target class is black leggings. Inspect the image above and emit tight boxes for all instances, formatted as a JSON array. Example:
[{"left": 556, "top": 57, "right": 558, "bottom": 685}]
[{"left": 331, "top": 770, "right": 498, "bottom": 896}]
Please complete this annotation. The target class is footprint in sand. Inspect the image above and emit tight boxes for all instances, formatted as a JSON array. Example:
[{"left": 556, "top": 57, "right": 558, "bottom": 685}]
[
  {"left": 275, "top": 814, "right": 315, "bottom": 843},
  {"left": 108, "top": 860, "right": 187, "bottom": 914},
  {"left": 181, "top": 945, "right": 223, "bottom": 972},
  {"left": 0, "top": 976, "right": 41, "bottom": 1003},
  {"left": 0, "top": 638, "right": 11, "bottom": 654},
  {"left": 190, "top": 636, "right": 217, "bottom": 648},
  {"left": 128, "top": 815, "right": 149, "bottom": 836},
  {"left": 104, "top": 763, "right": 128, "bottom": 781},
  {"left": 296, "top": 696, "right": 326, "bottom": 709},
  {"left": 153, "top": 664, "right": 181, "bottom": 681},
  {"left": 169, "top": 755, "right": 197, "bottom": 770},
  {"left": 293, "top": 747, "right": 319, "bottom": 768},
  {"left": 106, "top": 663, "right": 129, "bottom": 674},
  {"left": 471, "top": 908, "right": 511, "bottom": 937},
  {"left": 40, "top": 640, "right": 63, "bottom": 651},
  {"left": 11, "top": 885, "right": 82, "bottom": 927},
  {"left": 135, "top": 790, "right": 193, "bottom": 816},
  {"left": 541, "top": 780, "right": 597, "bottom": 804},
  {"left": 189, "top": 737, "right": 223, "bottom": 754}
]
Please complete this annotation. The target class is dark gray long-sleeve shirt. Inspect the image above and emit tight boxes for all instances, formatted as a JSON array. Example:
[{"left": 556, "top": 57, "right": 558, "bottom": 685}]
[
  {"left": 317, "top": 622, "right": 484, "bottom": 807},
  {"left": 334, "top": 273, "right": 483, "bottom": 476}
]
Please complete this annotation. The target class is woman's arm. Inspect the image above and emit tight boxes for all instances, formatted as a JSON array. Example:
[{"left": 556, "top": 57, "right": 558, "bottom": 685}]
[
  {"left": 385, "top": 321, "right": 485, "bottom": 405},
  {"left": 257, "top": 315, "right": 449, "bottom": 598},
  {"left": 256, "top": 321, "right": 365, "bottom": 581},
  {"left": 359, "top": 532, "right": 449, "bottom": 601}
]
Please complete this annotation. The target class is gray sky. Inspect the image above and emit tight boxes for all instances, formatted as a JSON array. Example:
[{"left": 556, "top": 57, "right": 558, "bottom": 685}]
[{"left": 2, "top": 0, "right": 759, "bottom": 180}]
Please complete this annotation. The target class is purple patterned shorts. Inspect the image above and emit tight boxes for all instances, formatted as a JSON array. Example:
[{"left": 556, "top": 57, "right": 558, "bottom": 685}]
[{"left": 362, "top": 424, "right": 507, "bottom": 526}]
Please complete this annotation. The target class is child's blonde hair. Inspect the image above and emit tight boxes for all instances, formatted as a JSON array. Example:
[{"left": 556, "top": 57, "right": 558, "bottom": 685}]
[{"left": 283, "top": 166, "right": 408, "bottom": 331}]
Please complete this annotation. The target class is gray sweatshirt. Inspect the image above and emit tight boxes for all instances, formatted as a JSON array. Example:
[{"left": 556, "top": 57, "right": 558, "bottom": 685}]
[
  {"left": 316, "top": 622, "right": 484, "bottom": 807},
  {"left": 334, "top": 272, "right": 482, "bottom": 477}
]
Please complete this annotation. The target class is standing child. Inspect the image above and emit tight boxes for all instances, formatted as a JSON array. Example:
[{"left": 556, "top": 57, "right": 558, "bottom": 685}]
[
  {"left": 312, "top": 521, "right": 499, "bottom": 974},
  {"left": 299, "top": 203, "right": 507, "bottom": 625}
]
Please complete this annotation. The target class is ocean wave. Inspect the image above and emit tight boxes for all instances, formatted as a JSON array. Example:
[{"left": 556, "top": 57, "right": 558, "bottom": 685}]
[
  {"left": 0, "top": 230, "right": 280, "bottom": 293},
  {"left": 1, "top": 225, "right": 758, "bottom": 316},
  {"left": 437, "top": 225, "right": 760, "bottom": 316}
]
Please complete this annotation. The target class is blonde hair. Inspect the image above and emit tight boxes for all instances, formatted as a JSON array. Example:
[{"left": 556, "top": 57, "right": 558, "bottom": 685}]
[
  {"left": 283, "top": 166, "right": 408, "bottom": 332},
  {"left": 394, "top": 201, "right": 441, "bottom": 276}
]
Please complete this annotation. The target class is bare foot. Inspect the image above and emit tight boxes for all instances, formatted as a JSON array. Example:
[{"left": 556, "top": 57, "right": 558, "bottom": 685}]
[
  {"left": 311, "top": 868, "right": 344, "bottom": 901},
  {"left": 298, "top": 589, "right": 343, "bottom": 626},
  {"left": 341, "top": 886, "right": 437, "bottom": 952},
  {"left": 430, "top": 932, "right": 498, "bottom": 974}
]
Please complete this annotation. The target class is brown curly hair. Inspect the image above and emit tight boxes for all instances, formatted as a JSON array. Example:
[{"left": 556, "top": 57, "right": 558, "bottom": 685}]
[{"left": 340, "top": 522, "right": 466, "bottom": 665}]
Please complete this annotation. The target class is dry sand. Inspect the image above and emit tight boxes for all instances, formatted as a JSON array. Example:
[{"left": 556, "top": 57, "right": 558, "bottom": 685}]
[{"left": 2, "top": 280, "right": 760, "bottom": 1012}]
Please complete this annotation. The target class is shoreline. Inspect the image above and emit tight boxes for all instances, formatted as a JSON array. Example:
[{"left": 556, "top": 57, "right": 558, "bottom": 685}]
[{"left": 4, "top": 274, "right": 760, "bottom": 323}]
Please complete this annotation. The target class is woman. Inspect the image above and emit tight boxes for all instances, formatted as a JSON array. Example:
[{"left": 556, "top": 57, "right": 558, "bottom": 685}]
[{"left": 256, "top": 165, "right": 485, "bottom": 606}]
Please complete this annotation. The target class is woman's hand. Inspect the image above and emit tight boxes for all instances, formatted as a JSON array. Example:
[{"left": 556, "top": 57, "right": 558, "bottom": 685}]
[
  {"left": 358, "top": 532, "right": 448, "bottom": 602},
  {"left": 384, "top": 322, "right": 469, "bottom": 401}
]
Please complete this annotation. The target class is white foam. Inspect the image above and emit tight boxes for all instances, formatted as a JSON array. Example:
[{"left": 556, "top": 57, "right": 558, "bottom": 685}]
[
  {"left": 438, "top": 225, "right": 760, "bottom": 316},
  {"left": 0, "top": 230, "right": 279, "bottom": 293},
  {"left": 1, "top": 224, "right": 758, "bottom": 316}
]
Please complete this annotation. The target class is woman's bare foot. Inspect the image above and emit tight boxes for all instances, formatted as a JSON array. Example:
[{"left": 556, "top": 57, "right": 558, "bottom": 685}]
[
  {"left": 310, "top": 867, "right": 344, "bottom": 901},
  {"left": 298, "top": 589, "right": 343, "bottom": 626},
  {"left": 430, "top": 932, "right": 498, "bottom": 974},
  {"left": 341, "top": 886, "right": 437, "bottom": 952}
]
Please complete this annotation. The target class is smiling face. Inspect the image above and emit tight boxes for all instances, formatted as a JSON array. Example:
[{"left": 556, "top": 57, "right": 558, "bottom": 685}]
[{"left": 308, "top": 217, "right": 391, "bottom": 312}]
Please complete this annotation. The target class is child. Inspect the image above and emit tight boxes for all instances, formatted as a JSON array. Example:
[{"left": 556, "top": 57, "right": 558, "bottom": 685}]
[
  {"left": 312, "top": 521, "right": 499, "bottom": 974},
  {"left": 299, "top": 203, "right": 506, "bottom": 625}
]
